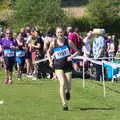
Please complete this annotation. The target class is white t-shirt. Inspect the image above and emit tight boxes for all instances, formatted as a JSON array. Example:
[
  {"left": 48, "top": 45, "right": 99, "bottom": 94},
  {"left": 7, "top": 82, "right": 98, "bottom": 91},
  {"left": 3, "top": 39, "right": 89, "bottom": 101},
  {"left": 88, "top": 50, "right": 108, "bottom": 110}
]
[{"left": 82, "top": 37, "right": 91, "bottom": 57}]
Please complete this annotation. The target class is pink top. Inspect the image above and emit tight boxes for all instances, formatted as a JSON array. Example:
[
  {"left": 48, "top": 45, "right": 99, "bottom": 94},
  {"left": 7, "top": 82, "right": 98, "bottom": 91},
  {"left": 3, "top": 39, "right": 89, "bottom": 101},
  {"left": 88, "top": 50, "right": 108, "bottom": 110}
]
[{"left": 68, "top": 32, "right": 81, "bottom": 53}]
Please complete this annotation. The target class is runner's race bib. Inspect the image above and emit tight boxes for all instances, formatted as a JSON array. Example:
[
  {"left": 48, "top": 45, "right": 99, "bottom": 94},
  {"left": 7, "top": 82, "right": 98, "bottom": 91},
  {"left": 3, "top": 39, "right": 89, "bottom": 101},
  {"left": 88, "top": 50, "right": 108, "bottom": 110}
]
[
  {"left": 16, "top": 50, "right": 25, "bottom": 57},
  {"left": 53, "top": 45, "right": 70, "bottom": 60},
  {"left": 4, "top": 49, "right": 14, "bottom": 57}
]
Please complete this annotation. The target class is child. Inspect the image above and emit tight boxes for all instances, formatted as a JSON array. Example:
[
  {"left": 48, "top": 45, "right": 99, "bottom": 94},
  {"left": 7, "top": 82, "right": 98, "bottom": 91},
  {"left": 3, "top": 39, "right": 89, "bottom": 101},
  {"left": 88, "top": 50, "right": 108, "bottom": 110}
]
[
  {"left": 115, "top": 44, "right": 120, "bottom": 57},
  {"left": 112, "top": 44, "right": 120, "bottom": 80},
  {"left": 16, "top": 33, "right": 26, "bottom": 80}
]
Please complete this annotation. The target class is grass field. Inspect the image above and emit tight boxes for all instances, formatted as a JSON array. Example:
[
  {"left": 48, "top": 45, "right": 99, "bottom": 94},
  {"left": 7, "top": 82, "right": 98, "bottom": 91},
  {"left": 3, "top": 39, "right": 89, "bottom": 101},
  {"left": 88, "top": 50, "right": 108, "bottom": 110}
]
[{"left": 0, "top": 70, "right": 120, "bottom": 120}]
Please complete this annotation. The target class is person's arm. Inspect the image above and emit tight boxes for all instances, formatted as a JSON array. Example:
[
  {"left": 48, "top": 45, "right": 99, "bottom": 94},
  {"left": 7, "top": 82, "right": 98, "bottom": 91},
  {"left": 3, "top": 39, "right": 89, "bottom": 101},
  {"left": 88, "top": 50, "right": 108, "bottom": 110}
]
[
  {"left": 47, "top": 41, "right": 54, "bottom": 67},
  {"left": 99, "top": 37, "right": 105, "bottom": 57},
  {"left": 10, "top": 39, "right": 18, "bottom": 50},
  {"left": 110, "top": 43, "right": 115, "bottom": 52},
  {"left": 21, "top": 42, "right": 27, "bottom": 50},
  {"left": 32, "top": 43, "right": 40, "bottom": 49},
  {"left": 92, "top": 39, "right": 96, "bottom": 57},
  {"left": 68, "top": 40, "right": 80, "bottom": 61},
  {"left": 32, "top": 38, "right": 43, "bottom": 49},
  {"left": 44, "top": 40, "right": 49, "bottom": 52},
  {"left": 107, "top": 42, "right": 110, "bottom": 52},
  {"left": 26, "top": 36, "right": 32, "bottom": 44}
]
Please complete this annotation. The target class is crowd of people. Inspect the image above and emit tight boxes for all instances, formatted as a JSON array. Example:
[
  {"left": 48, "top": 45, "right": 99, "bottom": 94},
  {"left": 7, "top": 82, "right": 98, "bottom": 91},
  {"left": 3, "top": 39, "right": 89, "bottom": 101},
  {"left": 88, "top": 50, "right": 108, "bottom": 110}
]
[
  {"left": 0, "top": 26, "right": 119, "bottom": 110},
  {"left": 0, "top": 26, "right": 119, "bottom": 81}
]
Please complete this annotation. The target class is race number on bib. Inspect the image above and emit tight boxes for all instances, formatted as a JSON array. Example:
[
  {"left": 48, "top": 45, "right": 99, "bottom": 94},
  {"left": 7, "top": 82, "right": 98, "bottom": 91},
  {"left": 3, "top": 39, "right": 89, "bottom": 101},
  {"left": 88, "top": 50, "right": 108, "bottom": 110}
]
[
  {"left": 16, "top": 50, "right": 25, "bottom": 57},
  {"left": 4, "top": 49, "right": 14, "bottom": 57},
  {"left": 53, "top": 45, "right": 70, "bottom": 60}
]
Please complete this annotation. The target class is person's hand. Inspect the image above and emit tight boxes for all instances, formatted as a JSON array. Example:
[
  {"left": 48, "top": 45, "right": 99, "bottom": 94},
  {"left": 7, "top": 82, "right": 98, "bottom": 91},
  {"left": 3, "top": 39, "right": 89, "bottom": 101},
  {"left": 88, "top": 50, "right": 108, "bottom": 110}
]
[
  {"left": 10, "top": 46, "right": 15, "bottom": 49},
  {"left": 67, "top": 56, "right": 72, "bottom": 61},
  {"left": 49, "top": 61, "right": 53, "bottom": 68},
  {"left": 31, "top": 44, "right": 35, "bottom": 47}
]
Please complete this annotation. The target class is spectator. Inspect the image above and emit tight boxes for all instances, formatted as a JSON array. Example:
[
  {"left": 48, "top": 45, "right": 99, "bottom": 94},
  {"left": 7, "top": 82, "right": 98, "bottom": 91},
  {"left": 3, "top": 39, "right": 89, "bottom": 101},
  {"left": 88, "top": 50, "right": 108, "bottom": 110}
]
[
  {"left": 67, "top": 26, "right": 81, "bottom": 72},
  {"left": 82, "top": 31, "right": 92, "bottom": 58},
  {"left": 107, "top": 35, "right": 115, "bottom": 58},
  {"left": 15, "top": 33, "right": 26, "bottom": 80},
  {"left": 31, "top": 30, "right": 45, "bottom": 79},
  {"left": 115, "top": 44, "right": 120, "bottom": 57},
  {"left": 111, "top": 35, "right": 119, "bottom": 55},
  {"left": 92, "top": 28, "right": 105, "bottom": 81}
]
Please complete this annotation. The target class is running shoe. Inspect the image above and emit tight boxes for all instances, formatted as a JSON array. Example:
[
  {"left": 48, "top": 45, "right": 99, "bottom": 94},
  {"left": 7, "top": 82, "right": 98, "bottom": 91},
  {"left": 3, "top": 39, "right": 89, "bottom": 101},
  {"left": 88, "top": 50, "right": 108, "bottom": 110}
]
[
  {"left": 17, "top": 78, "right": 21, "bottom": 80},
  {"left": 8, "top": 80, "right": 12, "bottom": 84},
  {"left": 26, "top": 73, "right": 33, "bottom": 78},
  {"left": 63, "top": 104, "right": 68, "bottom": 111},
  {"left": 32, "top": 77, "right": 37, "bottom": 80}
]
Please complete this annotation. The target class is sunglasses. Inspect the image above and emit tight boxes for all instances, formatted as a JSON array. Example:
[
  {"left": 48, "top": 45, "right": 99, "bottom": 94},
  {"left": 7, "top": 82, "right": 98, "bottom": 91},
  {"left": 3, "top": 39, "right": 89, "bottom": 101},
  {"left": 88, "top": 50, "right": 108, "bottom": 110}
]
[{"left": 6, "top": 33, "right": 12, "bottom": 34}]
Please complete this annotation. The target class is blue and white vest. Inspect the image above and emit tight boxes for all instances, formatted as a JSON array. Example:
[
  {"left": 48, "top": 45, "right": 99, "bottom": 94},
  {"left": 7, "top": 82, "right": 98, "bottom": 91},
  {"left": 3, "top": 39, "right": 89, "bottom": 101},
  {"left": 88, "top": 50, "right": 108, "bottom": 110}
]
[
  {"left": 4, "top": 49, "right": 14, "bottom": 57},
  {"left": 16, "top": 50, "right": 25, "bottom": 57}
]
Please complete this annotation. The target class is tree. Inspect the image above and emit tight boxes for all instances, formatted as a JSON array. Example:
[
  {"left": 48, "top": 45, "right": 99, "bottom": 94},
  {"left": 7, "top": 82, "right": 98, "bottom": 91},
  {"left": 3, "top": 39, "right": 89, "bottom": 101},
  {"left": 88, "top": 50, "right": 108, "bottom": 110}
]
[
  {"left": 11, "top": 0, "right": 66, "bottom": 29},
  {"left": 0, "top": 0, "right": 13, "bottom": 10},
  {"left": 0, "top": 0, "right": 13, "bottom": 26},
  {"left": 86, "top": 0, "right": 120, "bottom": 28}
]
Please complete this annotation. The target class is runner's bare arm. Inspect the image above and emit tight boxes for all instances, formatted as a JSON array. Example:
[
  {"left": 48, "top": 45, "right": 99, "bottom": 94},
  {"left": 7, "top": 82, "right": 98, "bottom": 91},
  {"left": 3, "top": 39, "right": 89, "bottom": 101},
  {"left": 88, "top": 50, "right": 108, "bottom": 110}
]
[
  {"left": 47, "top": 41, "right": 54, "bottom": 67},
  {"left": 68, "top": 40, "right": 80, "bottom": 60}
]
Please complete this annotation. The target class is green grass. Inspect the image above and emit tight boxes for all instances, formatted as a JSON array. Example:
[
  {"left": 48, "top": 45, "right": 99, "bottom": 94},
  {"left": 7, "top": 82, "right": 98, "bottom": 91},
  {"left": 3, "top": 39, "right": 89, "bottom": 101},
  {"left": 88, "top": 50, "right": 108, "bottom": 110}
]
[{"left": 0, "top": 70, "right": 120, "bottom": 120}]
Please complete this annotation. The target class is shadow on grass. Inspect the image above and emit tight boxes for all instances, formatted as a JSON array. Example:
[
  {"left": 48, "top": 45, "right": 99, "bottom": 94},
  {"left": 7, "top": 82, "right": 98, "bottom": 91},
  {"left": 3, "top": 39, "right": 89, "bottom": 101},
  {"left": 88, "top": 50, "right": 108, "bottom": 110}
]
[
  {"left": 14, "top": 79, "right": 53, "bottom": 85},
  {"left": 73, "top": 107, "right": 115, "bottom": 111},
  {"left": 14, "top": 81, "right": 43, "bottom": 85},
  {"left": 16, "top": 83, "right": 40, "bottom": 85}
]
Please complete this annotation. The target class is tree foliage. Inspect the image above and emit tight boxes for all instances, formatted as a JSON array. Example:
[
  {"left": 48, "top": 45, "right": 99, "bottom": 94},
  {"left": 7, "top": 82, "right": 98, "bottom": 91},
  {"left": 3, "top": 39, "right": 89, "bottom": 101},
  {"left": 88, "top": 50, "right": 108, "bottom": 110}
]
[
  {"left": 0, "top": 0, "right": 12, "bottom": 10},
  {"left": 12, "top": 0, "right": 66, "bottom": 29},
  {"left": 0, "top": 0, "right": 13, "bottom": 26},
  {"left": 86, "top": 0, "right": 120, "bottom": 27}
]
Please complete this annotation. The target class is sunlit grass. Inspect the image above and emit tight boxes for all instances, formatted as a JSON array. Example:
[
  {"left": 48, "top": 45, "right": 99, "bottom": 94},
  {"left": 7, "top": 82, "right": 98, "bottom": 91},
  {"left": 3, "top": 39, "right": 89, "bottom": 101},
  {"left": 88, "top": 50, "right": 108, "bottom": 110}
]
[{"left": 0, "top": 70, "right": 120, "bottom": 120}]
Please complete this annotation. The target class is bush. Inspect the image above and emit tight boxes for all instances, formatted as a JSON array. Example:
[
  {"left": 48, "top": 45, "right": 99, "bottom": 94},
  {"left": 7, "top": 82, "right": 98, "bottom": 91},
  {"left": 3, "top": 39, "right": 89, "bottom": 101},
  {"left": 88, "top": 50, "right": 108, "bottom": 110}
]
[
  {"left": 105, "top": 17, "right": 120, "bottom": 34},
  {"left": 65, "top": 0, "right": 120, "bottom": 34},
  {"left": 67, "top": 17, "right": 91, "bottom": 32},
  {"left": 66, "top": 16, "right": 120, "bottom": 35},
  {"left": 86, "top": 0, "right": 119, "bottom": 27},
  {"left": 10, "top": 0, "right": 67, "bottom": 30}
]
